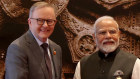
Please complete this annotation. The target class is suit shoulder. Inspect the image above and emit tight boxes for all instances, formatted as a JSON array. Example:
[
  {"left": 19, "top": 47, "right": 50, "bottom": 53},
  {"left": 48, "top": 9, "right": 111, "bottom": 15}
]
[
  {"left": 9, "top": 32, "right": 28, "bottom": 48},
  {"left": 49, "top": 39, "right": 61, "bottom": 47},
  {"left": 80, "top": 51, "right": 98, "bottom": 63},
  {"left": 120, "top": 49, "right": 137, "bottom": 59}
]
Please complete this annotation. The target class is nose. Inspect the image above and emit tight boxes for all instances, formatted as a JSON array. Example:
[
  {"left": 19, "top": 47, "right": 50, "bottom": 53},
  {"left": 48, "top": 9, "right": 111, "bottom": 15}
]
[
  {"left": 42, "top": 21, "right": 48, "bottom": 27},
  {"left": 105, "top": 32, "right": 111, "bottom": 39}
]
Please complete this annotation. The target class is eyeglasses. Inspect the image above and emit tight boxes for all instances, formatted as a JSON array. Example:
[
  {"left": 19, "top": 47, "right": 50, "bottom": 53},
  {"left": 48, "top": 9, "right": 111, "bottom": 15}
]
[{"left": 30, "top": 18, "right": 57, "bottom": 26}]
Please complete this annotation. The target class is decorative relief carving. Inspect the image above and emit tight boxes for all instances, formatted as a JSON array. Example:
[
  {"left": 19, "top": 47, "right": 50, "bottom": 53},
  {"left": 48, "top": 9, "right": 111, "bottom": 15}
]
[
  {"left": 0, "top": 0, "right": 29, "bottom": 23},
  {"left": 116, "top": 11, "right": 140, "bottom": 37},
  {"left": 59, "top": 0, "right": 140, "bottom": 63},
  {"left": 0, "top": 6, "right": 4, "bottom": 24},
  {"left": 0, "top": 0, "right": 69, "bottom": 23},
  {"left": 0, "top": 49, "right": 5, "bottom": 79},
  {"left": 114, "top": 8, "right": 140, "bottom": 57},
  {"left": 59, "top": 9, "right": 98, "bottom": 62},
  {"left": 101, "top": 0, "right": 120, "bottom": 4},
  {"left": 73, "top": 31, "right": 96, "bottom": 57},
  {"left": 0, "top": 49, "right": 5, "bottom": 59},
  {"left": 51, "top": 0, "right": 69, "bottom": 16},
  {"left": 94, "top": 0, "right": 140, "bottom": 10},
  {"left": 0, "top": 60, "right": 5, "bottom": 79}
]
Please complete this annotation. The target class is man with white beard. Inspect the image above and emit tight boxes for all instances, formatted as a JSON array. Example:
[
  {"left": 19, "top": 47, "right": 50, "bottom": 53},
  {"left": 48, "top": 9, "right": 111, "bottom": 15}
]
[{"left": 73, "top": 16, "right": 140, "bottom": 79}]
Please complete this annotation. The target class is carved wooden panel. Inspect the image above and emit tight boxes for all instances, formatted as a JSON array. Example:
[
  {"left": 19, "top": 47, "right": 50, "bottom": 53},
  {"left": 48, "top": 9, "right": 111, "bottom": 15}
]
[
  {"left": 0, "top": 49, "right": 5, "bottom": 79},
  {"left": 0, "top": 0, "right": 68, "bottom": 24},
  {"left": 59, "top": 0, "right": 140, "bottom": 63}
]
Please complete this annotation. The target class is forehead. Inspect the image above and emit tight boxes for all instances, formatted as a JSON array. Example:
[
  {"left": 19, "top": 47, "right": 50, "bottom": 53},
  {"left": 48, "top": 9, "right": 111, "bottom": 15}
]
[{"left": 96, "top": 19, "right": 118, "bottom": 31}]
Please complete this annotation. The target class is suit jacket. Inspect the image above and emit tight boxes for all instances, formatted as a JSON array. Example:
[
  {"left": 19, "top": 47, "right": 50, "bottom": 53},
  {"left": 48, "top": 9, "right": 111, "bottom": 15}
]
[{"left": 5, "top": 30, "right": 62, "bottom": 79}]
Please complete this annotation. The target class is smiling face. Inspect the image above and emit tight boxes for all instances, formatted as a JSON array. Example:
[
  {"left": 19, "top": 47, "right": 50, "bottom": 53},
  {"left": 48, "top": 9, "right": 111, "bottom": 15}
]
[
  {"left": 93, "top": 19, "right": 120, "bottom": 54},
  {"left": 28, "top": 7, "right": 56, "bottom": 42}
]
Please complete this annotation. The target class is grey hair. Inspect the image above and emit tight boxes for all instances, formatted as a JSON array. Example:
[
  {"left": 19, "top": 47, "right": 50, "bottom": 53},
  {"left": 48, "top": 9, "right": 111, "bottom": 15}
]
[
  {"left": 29, "top": 1, "right": 56, "bottom": 18},
  {"left": 93, "top": 16, "right": 119, "bottom": 34}
]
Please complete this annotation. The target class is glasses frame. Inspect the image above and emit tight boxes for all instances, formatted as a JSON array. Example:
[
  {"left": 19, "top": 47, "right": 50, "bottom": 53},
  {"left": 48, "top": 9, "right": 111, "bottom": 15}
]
[{"left": 30, "top": 18, "right": 57, "bottom": 26}]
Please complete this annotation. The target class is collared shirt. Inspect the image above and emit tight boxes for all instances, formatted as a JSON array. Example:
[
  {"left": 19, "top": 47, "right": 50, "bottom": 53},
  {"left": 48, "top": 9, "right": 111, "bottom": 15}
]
[
  {"left": 32, "top": 33, "right": 55, "bottom": 79},
  {"left": 74, "top": 58, "right": 140, "bottom": 79}
]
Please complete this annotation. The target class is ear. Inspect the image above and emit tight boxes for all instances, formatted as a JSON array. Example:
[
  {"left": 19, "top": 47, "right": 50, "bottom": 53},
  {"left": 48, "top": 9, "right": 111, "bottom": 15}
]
[
  {"left": 118, "top": 30, "right": 121, "bottom": 38},
  {"left": 28, "top": 18, "right": 31, "bottom": 26},
  {"left": 54, "top": 20, "right": 57, "bottom": 25},
  {"left": 92, "top": 33, "right": 97, "bottom": 46}
]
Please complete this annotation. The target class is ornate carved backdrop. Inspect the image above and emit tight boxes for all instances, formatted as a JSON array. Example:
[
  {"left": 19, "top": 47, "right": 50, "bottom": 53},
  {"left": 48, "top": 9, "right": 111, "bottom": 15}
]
[
  {"left": 59, "top": 0, "right": 140, "bottom": 62},
  {"left": 0, "top": 0, "right": 140, "bottom": 79}
]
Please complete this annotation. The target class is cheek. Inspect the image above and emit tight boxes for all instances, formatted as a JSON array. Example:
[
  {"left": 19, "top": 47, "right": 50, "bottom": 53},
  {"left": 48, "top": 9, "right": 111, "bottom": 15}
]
[
  {"left": 50, "top": 26, "right": 55, "bottom": 31},
  {"left": 112, "top": 35, "right": 119, "bottom": 42},
  {"left": 96, "top": 36, "right": 104, "bottom": 44},
  {"left": 32, "top": 26, "right": 41, "bottom": 34},
  {"left": 34, "top": 25, "right": 41, "bottom": 31}
]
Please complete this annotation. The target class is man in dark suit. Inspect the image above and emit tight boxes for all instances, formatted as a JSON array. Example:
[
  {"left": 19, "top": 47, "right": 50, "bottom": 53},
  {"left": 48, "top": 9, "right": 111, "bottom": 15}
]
[{"left": 5, "top": 1, "right": 62, "bottom": 79}]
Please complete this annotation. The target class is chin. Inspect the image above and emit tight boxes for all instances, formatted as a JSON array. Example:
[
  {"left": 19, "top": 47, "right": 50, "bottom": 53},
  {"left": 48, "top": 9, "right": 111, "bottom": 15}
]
[
  {"left": 42, "top": 36, "right": 49, "bottom": 39},
  {"left": 100, "top": 45, "right": 117, "bottom": 53},
  {"left": 40, "top": 33, "right": 49, "bottom": 38}
]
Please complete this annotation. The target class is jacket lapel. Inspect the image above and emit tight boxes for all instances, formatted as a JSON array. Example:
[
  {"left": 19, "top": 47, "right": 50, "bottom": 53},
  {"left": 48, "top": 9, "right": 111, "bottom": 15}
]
[
  {"left": 48, "top": 40, "right": 59, "bottom": 78},
  {"left": 26, "top": 30, "right": 49, "bottom": 79}
]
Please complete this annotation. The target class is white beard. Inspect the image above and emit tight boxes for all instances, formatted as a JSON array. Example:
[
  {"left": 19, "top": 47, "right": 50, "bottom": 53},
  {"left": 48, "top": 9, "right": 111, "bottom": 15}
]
[
  {"left": 101, "top": 44, "right": 118, "bottom": 53},
  {"left": 96, "top": 39, "right": 119, "bottom": 54}
]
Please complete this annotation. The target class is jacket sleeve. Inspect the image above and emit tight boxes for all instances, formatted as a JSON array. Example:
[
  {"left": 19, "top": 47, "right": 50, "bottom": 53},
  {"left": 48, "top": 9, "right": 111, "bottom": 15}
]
[{"left": 5, "top": 44, "right": 28, "bottom": 79}]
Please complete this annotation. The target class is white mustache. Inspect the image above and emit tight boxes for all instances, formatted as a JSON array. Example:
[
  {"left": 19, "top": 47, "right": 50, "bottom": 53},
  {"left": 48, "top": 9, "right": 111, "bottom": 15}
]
[{"left": 102, "top": 39, "right": 115, "bottom": 44}]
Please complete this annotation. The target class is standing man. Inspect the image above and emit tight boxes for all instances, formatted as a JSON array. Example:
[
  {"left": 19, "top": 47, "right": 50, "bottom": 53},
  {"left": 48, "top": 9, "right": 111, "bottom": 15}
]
[
  {"left": 74, "top": 16, "right": 140, "bottom": 79},
  {"left": 5, "top": 1, "right": 62, "bottom": 79}
]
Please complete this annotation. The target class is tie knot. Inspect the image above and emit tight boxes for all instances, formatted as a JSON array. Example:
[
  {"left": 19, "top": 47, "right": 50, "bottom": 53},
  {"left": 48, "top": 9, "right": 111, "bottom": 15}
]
[{"left": 41, "top": 43, "right": 48, "bottom": 50}]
